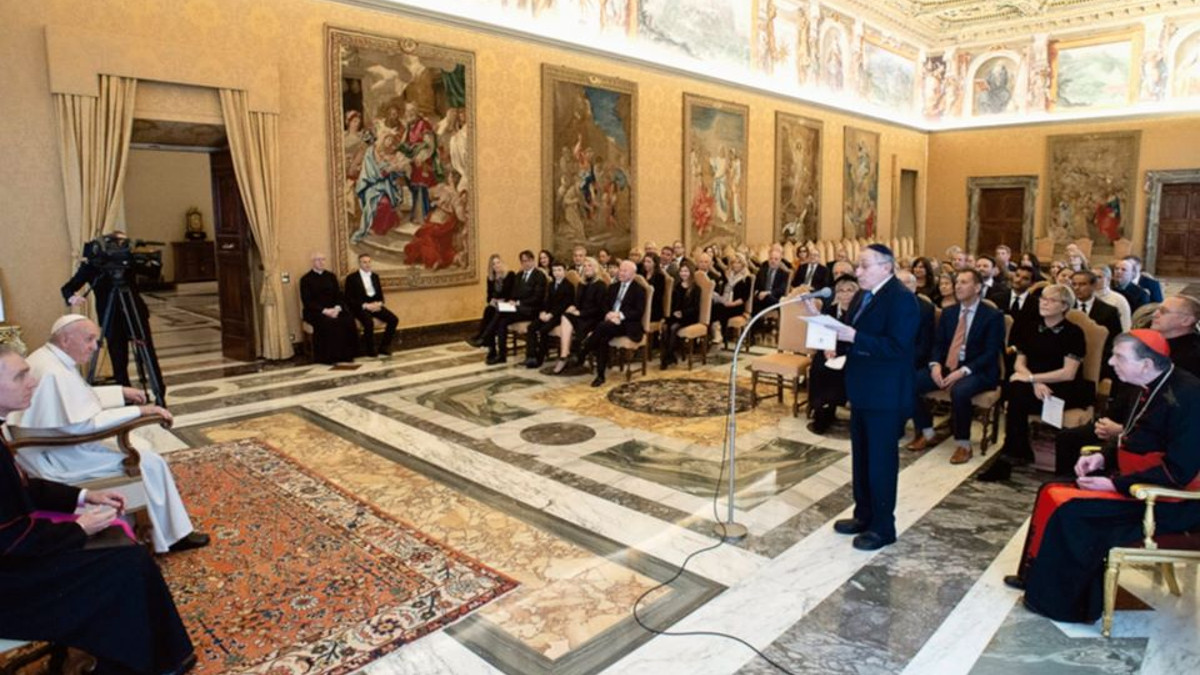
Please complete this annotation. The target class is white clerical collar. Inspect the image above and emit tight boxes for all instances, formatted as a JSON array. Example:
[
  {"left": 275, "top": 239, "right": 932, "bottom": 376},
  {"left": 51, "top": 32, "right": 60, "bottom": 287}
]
[{"left": 46, "top": 342, "right": 78, "bottom": 368}]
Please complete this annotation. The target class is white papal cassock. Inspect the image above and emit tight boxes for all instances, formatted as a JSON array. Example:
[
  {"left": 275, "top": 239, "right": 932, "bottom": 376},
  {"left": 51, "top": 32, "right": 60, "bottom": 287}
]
[{"left": 8, "top": 343, "right": 194, "bottom": 552}]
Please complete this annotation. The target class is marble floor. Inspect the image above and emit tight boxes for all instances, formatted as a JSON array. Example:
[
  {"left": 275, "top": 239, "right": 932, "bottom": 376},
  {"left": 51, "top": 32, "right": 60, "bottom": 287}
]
[{"left": 135, "top": 286, "right": 1199, "bottom": 675}]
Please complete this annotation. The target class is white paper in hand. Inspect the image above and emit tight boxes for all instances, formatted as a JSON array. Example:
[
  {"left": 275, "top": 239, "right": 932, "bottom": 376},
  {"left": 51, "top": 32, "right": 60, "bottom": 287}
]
[
  {"left": 1041, "top": 395, "right": 1065, "bottom": 429},
  {"left": 824, "top": 355, "right": 846, "bottom": 371},
  {"left": 497, "top": 301, "right": 517, "bottom": 313},
  {"left": 801, "top": 315, "right": 841, "bottom": 351}
]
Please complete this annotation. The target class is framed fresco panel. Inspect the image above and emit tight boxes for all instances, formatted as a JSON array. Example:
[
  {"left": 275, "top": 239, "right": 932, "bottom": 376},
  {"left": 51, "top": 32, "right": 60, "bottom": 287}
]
[
  {"left": 683, "top": 94, "right": 749, "bottom": 252},
  {"left": 971, "top": 56, "right": 1019, "bottom": 115},
  {"left": 861, "top": 37, "right": 917, "bottom": 111},
  {"left": 1044, "top": 131, "right": 1141, "bottom": 257},
  {"left": 326, "top": 27, "right": 476, "bottom": 289},
  {"left": 843, "top": 126, "right": 879, "bottom": 239},
  {"left": 1050, "top": 31, "right": 1141, "bottom": 110},
  {"left": 775, "top": 112, "right": 821, "bottom": 244},
  {"left": 541, "top": 65, "right": 637, "bottom": 261}
]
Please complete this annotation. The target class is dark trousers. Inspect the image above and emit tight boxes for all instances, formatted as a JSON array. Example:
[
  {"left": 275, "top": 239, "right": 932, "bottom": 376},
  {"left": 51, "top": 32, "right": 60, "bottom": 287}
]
[
  {"left": 352, "top": 306, "right": 398, "bottom": 355},
  {"left": 481, "top": 309, "right": 535, "bottom": 355},
  {"left": 525, "top": 315, "right": 559, "bottom": 360},
  {"left": 1054, "top": 423, "right": 1100, "bottom": 476},
  {"left": 661, "top": 320, "right": 684, "bottom": 364},
  {"left": 584, "top": 320, "right": 626, "bottom": 374},
  {"left": 102, "top": 311, "right": 164, "bottom": 396},
  {"left": 849, "top": 407, "right": 905, "bottom": 540},
  {"left": 913, "top": 369, "right": 995, "bottom": 441}
]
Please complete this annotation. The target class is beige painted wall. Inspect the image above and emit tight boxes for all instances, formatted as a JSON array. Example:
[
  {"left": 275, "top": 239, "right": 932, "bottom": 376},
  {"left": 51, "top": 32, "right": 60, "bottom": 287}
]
[
  {"left": 123, "top": 149, "right": 215, "bottom": 282},
  {"left": 0, "top": 0, "right": 927, "bottom": 345},
  {"left": 926, "top": 115, "right": 1200, "bottom": 268}
]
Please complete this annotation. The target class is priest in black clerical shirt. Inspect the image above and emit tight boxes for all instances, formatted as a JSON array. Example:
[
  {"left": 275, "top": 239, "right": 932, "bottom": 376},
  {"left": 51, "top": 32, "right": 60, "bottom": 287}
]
[
  {"left": 0, "top": 344, "right": 195, "bottom": 675},
  {"left": 300, "top": 252, "right": 358, "bottom": 364}
]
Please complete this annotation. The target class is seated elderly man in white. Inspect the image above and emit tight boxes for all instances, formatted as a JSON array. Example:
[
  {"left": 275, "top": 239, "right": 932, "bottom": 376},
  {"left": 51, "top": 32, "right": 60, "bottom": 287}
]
[{"left": 8, "top": 314, "right": 208, "bottom": 553}]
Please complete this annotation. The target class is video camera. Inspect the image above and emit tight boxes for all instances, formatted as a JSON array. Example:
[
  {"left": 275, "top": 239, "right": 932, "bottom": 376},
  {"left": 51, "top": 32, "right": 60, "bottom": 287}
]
[{"left": 81, "top": 233, "right": 164, "bottom": 277}]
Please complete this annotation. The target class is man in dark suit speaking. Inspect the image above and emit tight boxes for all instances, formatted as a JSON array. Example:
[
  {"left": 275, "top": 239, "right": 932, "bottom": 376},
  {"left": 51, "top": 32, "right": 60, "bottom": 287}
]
[
  {"left": 344, "top": 253, "right": 399, "bottom": 356},
  {"left": 825, "top": 243, "right": 920, "bottom": 551},
  {"left": 582, "top": 260, "right": 645, "bottom": 388}
]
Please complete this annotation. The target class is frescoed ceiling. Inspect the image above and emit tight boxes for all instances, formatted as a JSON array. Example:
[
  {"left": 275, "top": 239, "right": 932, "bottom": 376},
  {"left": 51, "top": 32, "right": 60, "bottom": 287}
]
[{"left": 838, "top": 0, "right": 1195, "bottom": 46}]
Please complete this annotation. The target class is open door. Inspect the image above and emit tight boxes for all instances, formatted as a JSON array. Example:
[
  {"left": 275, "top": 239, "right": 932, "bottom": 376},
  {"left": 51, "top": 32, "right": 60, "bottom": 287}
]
[{"left": 210, "top": 149, "right": 257, "bottom": 361}]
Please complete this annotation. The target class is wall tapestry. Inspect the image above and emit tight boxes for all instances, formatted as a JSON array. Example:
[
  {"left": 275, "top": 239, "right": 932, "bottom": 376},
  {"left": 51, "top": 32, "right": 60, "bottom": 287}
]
[
  {"left": 683, "top": 93, "right": 749, "bottom": 252},
  {"left": 842, "top": 126, "right": 879, "bottom": 239},
  {"left": 327, "top": 27, "right": 477, "bottom": 289},
  {"left": 775, "top": 112, "right": 822, "bottom": 244},
  {"left": 541, "top": 65, "right": 637, "bottom": 261},
  {"left": 1044, "top": 131, "right": 1141, "bottom": 254}
]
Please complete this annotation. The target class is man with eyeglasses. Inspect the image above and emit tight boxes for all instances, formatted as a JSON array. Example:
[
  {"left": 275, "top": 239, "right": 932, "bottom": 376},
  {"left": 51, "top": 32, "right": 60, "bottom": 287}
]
[
  {"left": 1150, "top": 295, "right": 1200, "bottom": 376},
  {"left": 825, "top": 244, "right": 919, "bottom": 550}
]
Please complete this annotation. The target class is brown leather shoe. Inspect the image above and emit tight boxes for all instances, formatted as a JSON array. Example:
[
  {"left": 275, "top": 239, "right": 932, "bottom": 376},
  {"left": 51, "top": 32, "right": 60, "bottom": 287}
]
[
  {"left": 950, "top": 446, "right": 973, "bottom": 464},
  {"left": 906, "top": 435, "right": 930, "bottom": 452}
]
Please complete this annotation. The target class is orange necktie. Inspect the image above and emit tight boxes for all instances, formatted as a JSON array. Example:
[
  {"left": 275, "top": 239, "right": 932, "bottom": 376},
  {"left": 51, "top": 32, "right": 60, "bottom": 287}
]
[{"left": 946, "top": 308, "right": 969, "bottom": 370}]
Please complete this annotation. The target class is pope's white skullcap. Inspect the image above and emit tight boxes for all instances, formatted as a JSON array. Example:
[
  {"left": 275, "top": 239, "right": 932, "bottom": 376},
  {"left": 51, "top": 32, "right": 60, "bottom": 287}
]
[{"left": 51, "top": 313, "right": 89, "bottom": 335}]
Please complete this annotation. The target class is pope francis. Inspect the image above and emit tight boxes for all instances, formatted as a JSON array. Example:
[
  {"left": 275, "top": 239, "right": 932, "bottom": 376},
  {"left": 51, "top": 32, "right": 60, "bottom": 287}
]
[{"left": 8, "top": 315, "right": 208, "bottom": 553}]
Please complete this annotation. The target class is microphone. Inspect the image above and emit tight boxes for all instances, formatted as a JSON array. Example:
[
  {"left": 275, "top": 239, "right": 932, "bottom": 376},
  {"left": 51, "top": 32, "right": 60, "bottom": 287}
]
[{"left": 794, "top": 286, "right": 833, "bottom": 301}]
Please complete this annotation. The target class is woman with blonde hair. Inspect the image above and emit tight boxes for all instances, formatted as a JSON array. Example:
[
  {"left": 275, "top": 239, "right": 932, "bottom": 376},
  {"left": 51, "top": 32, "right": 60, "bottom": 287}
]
[
  {"left": 554, "top": 257, "right": 606, "bottom": 374},
  {"left": 469, "top": 254, "right": 514, "bottom": 346}
]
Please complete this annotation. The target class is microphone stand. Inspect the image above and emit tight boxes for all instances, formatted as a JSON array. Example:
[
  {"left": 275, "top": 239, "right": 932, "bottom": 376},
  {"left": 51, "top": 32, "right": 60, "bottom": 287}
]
[{"left": 714, "top": 291, "right": 826, "bottom": 542}]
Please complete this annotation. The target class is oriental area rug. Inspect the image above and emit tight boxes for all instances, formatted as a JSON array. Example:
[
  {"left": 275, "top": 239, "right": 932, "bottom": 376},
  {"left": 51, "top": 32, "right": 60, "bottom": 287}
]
[{"left": 158, "top": 439, "right": 518, "bottom": 674}]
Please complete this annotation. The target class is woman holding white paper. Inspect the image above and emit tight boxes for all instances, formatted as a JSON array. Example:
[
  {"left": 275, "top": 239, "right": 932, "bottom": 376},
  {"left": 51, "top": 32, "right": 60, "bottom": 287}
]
[
  {"left": 808, "top": 275, "right": 859, "bottom": 433},
  {"left": 980, "top": 283, "right": 1094, "bottom": 482}
]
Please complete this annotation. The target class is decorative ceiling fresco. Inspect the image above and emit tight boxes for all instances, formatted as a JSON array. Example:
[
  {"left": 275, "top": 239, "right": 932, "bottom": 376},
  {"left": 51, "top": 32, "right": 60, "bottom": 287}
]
[{"left": 380, "top": 0, "right": 1200, "bottom": 128}]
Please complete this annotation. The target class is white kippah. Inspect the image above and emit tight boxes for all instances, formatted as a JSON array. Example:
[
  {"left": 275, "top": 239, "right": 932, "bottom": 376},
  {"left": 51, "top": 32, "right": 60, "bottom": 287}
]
[{"left": 51, "top": 313, "right": 89, "bottom": 335}]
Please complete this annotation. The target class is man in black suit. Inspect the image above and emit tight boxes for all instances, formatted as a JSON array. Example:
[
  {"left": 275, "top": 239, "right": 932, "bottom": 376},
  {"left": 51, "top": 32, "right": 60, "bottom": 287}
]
[
  {"left": 1071, "top": 269, "right": 1121, "bottom": 378},
  {"left": 977, "top": 255, "right": 1009, "bottom": 305},
  {"left": 480, "top": 250, "right": 546, "bottom": 364},
  {"left": 1126, "top": 255, "right": 1164, "bottom": 303},
  {"left": 344, "top": 253, "right": 399, "bottom": 356},
  {"left": 525, "top": 262, "right": 575, "bottom": 368},
  {"left": 825, "top": 244, "right": 919, "bottom": 551},
  {"left": 0, "top": 345, "right": 196, "bottom": 675},
  {"left": 300, "top": 252, "right": 359, "bottom": 364},
  {"left": 908, "top": 269, "right": 1006, "bottom": 464},
  {"left": 791, "top": 243, "right": 831, "bottom": 291},
  {"left": 755, "top": 247, "right": 790, "bottom": 306},
  {"left": 1001, "top": 265, "right": 1041, "bottom": 334},
  {"left": 1114, "top": 258, "right": 1151, "bottom": 313},
  {"left": 582, "top": 260, "right": 645, "bottom": 387}
]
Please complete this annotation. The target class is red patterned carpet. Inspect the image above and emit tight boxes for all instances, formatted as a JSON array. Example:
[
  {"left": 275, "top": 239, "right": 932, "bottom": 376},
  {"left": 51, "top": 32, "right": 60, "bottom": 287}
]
[{"left": 158, "top": 439, "right": 518, "bottom": 674}]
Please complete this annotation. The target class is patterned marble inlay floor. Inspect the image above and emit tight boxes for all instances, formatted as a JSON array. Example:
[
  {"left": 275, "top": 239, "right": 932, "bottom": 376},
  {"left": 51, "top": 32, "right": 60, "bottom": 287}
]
[{"left": 178, "top": 410, "right": 721, "bottom": 674}]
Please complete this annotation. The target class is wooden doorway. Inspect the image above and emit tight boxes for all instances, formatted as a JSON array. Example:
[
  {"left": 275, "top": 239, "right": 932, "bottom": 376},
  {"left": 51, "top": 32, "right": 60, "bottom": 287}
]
[
  {"left": 210, "top": 149, "right": 257, "bottom": 361},
  {"left": 1154, "top": 182, "right": 1200, "bottom": 277},
  {"left": 967, "top": 175, "right": 1037, "bottom": 257},
  {"left": 977, "top": 188, "right": 1025, "bottom": 256}
]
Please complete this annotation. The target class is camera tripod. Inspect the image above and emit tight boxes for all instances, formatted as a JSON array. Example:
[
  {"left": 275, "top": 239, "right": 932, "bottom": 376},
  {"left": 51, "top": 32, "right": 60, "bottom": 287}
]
[{"left": 87, "top": 269, "right": 166, "bottom": 407}]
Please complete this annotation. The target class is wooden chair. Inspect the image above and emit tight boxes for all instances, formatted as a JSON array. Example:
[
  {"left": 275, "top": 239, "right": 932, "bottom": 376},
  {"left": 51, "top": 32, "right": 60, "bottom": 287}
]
[
  {"left": 675, "top": 273, "right": 714, "bottom": 369},
  {"left": 1102, "top": 483, "right": 1200, "bottom": 637},
  {"left": 1073, "top": 237, "right": 1094, "bottom": 259},
  {"left": 649, "top": 273, "right": 675, "bottom": 356},
  {"left": 1112, "top": 238, "right": 1134, "bottom": 260},
  {"left": 1131, "top": 302, "right": 1160, "bottom": 330},
  {"left": 750, "top": 295, "right": 817, "bottom": 417},
  {"left": 723, "top": 276, "right": 755, "bottom": 349},
  {"left": 608, "top": 275, "right": 654, "bottom": 381},
  {"left": 923, "top": 312, "right": 1014, "bottom": 454},
  {"left": 4, "top": 413, "right": 173, "bottom": 550}
]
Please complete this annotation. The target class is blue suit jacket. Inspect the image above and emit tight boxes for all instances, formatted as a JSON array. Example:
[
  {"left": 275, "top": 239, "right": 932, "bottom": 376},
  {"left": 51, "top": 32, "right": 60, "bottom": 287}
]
[
  {"left": 931, "top": 301, "right": 1005, "bottom": 387},
  {"left": 844, "top": 276, "right": 920, "bottom": 411},
  {"left": 1137, "top": 275, "right": 1164, "bottom": 303}
]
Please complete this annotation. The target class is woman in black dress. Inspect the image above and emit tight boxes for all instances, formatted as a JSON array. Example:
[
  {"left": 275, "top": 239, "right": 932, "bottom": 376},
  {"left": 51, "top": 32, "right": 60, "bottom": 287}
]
[
  {"left": 912, "top": 256, "right": 938, "bottom": 301},
  {"left": 981, "top": 283, "right": 1093, "bottom": 481},
  {"left": 713, "top": 252, "right": 752, "bottom": 341},
  {"left": 662, "top": 261, "right": 701, "bottom": 369},
  {"left": 809, "top": 275, "right": 859, "bottom": 433},
  {"left": 640, "top": 252, "right": 666, "bottom": 324},
  {"left": 554, "top": 257, "right": 606, "bottom": 373},
  {"left": 470, "top": 254, "right": 515, "bottom": 346}
]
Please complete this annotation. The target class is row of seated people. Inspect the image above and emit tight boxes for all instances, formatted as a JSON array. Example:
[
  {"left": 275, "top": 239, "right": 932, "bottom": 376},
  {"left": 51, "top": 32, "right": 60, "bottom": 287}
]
[
  {"left": 2, "top": 315, "right": 211, "bottom": 674},
  {"left": 300, "top": 252, "right": 399, "bottom": 364}
]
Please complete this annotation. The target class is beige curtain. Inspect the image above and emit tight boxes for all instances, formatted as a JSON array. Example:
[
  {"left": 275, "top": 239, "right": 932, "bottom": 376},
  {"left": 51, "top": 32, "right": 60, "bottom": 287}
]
[
  {"left": 219, "top": 89, "right": 294, "bottom": 360},
  {"left": 54, "top": 75, "right": 138, "bottom": 265}
]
